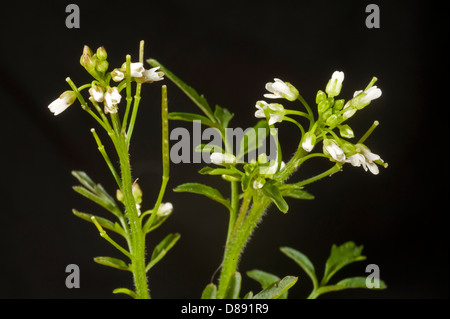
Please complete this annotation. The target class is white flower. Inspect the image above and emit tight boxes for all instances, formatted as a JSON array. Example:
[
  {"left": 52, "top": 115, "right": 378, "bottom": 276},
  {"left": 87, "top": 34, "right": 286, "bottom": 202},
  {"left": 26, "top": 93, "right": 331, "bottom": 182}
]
[
  {"left": 112, "top": 69, "right": 125, "bottom": 82},
  {"left": 157, "top": 202, "right": 173, "bottom": 217},
  {"left": 139, "top": 66, "right": 165, "bottom": 83},
  {"left": 351, "top": 86, "right": 382, "bottom": 110},
  {"left": 255, "top": 101, "right": 285, "bottom": 125},
  {"left": 342, "top": 101, "right": 357, "bottom": 120},
  {"left": 89, "top": 85, "right": 104, "bottom": 102},
  {"left": 323, "top": 139, "right": 346, "bottom": 163},
  {"left": 129, "top": 62, "right": 145, "bottom": 77},
  {"left": 346, "top": 144, "right": 384, "bottom": 175},
  {"left": 210, "top": 152, "right": 236, "bottom": 165},
  {"left": 264, "top": 78, "right": 299, "bottom": 101},
  {"left": 136, "top": 203, "right": 142, "bottom": 216},
  {"left": 259, "top": 160, "right": 285, "bottom": 176},
  {"left": 302, "top": 131, "right": 316, "bottom": 152},
  {"left": 325, "top": 71, "right": 344, "bottom": 97},
  {"left": 346, "top": 153, "right": 366, "bottom": 167},
  {"left": 104, "top": 87, "right": 121, "bottom": 114},
  {"left": 48, "top": 91, "right": 76, "bottom": 116},
  {"left": 253, "top": 178, "right": 265, "bottom": 189}
]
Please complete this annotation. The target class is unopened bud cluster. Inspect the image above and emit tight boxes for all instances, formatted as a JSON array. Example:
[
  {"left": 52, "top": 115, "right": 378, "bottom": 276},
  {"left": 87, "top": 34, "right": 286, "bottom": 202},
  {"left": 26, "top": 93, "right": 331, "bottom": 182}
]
[{"left": 48, "top": 45, "right": 165, "bottom": 116}]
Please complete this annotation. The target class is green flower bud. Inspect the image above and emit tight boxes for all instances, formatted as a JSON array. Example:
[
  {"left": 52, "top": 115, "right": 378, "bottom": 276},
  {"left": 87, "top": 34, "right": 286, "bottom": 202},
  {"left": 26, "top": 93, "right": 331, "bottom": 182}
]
[
  {"left": 326, "top": 114, "right": 339, "bottom": 128},
  {"left": 96, "top": 46, "right": 108, "bottom": 61},
  {"left": 132, "top": 183, "right": 143, "bottom": 205},
  {"left": 316, "top": 90, "right": 327, "bottom": 104},
  {"left": 252, "top": 176, "right": 266, "bottom": 189},
  {"left": 338, "top": 124, "right": 354, "bottom": 138},
  {"left": 80, "top": 53, "right": 95, "bottom": 71},
  {"left": 321, "top": 108, "right": 333, "bottom": 121},
  {"left": 82, "top": 45, "right": 93, "bottom": 57},
  {"left": 116, "top": 189, "right": 124, "bottom": 203},
  {"left": 96, "top": 60, "right": 109, "bottom": 73},
  {"left": 258, "top": 153, "right": 268, "bottom": 164},
  {"left": 333, "top": 99, "right": 345, "bottom": 111},
  {"left": 318, "top": 99, "right": 331, "bottom": 114}
]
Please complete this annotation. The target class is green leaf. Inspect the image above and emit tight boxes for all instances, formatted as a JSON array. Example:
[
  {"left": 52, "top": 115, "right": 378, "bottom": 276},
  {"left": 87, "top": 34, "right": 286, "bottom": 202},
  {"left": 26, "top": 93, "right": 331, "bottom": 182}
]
[
  {"left": 201, "top": 283, "right": 217, "bottom": 299},
  {"left": 169, "top": 112, "right": 217, "bottom": 128},
  {"left": 315, "top": 276, "right": 387, "bottom": 297},
  {"left": 173, "top": 182, "right": 231, "bottom": 210},
  {"left": 243, "top": 291, "right": 254, "bottom": 299},
  {"left": 224, "top": 272, "right": 242, "bottom": 299},
  {"left": 147, "top": 233, "right": 181, "bottom": 271},
  {"left": 236, "top": 120, "right": 270, "bottom": 160},
  {"left": 94, "top": 256, "right": 130, "bottom": 271},
  {"left": 72, "top": 171, "right": 117, "bottom": 205},
  {"left": 72, "top": 171, "right": 122, "bottom": 219},
  {"left": 321, "top": 241, "right": 366, "bottom": 286},
  {"left": 113, "top": 288, "right": 136, "bottom": 299},
  {"left": 214, "top": 105, "right": 234, "bottom": 128},
  {"left": 147, "top": 59, "right": 215, "bottom": 122},
  {"left": 280, "top": 188, "right": 315, "bottom": 200},
  {"left": 72, "top": 209, "right": 126, "bottom": 237},
  {"left": 252, "top": 276, "right": 298, "bottom": 299},
  {"left": 198, "top": 166, "right": 242, "bottom": 177},
  {"left": 247, "top": 269, "right": 288, "bottom": 299},
  {"left": 280, "top": 246, "right": 318, "bottom": 290},
  {"left": 262, "top": 180, "right": 289, "bottom": 213}
]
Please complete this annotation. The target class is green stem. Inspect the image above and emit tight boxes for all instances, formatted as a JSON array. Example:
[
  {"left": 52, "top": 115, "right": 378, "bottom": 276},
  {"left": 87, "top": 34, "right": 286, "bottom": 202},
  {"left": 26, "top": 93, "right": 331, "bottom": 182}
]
[
  {"left": 126, "top": 41, "right": 145, "bottom": 146},
  {"left": 357, "top": 120, "right": 379, "bottom": 144},
  {"left": 115, "top": 134, "right": 149, "bottom": 299},
  {"left": 143, "top": 85, "right": 170, "bottom": 233},
  {"left": 217, "top": 196, "right": 269, "bottom": 298},
  {"left": 121, "top": 55, "right": 133, "bottom": 131},
  {"left": 293, "top": 163, "right": 342, "bottom": 188},
  {"left": 91, "top": 216, "right": 132, "bottom": 259},
  {"left": 297, "top": 93, "right": 315, "bottom": 130},
  {"left": 90, "top": 128, "right": 122, "bottom": 188}
]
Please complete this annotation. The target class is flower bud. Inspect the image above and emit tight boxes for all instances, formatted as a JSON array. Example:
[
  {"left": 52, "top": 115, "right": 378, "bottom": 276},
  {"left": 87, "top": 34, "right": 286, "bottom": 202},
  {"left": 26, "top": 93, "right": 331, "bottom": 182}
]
[
  {"left": 116, "top": 189, "right": 124, "bottom": 203},
  {"left": 96, "top": 60, "right": 109, "bottom": 73},
  {"left": 89, "top": 84, "right": 104, "bottom": 102},
  {"left": 48, "top": 90, "right": 76, "bottom": 116},
  {"left": 316, "top": 90, "right": 327, "bottom": 104},
  {"left": 301, "top": 131, "right": 316, "bottom": 152},
  {"left": 157, "top": 202, "right": 173, "bottom": 217},
  {"left": 338, "top": 124, "right": 354, "bottom": 138},
  {"left": 351, "top": 86, "right": 382, "bottom": 110},
  {"left": 112, "top": 69, "right": 125, "bottom": 82},
  {"left": 318, "top": 98, "right": 332, "bottom": 114},
  {"left": 326, "top": 114, "right": 339, "bottom": 128},
  {"left": 333, "top": 99, "right": 345, "bottom": 111},
  {"left": 132, "top": 182, "right": 143, "bottom": 205},
  {"left": 210, "top": 152, "right": 236, "bottom": 166},
  {"left": 96, "top": 46, "right": 108, "bottom": 61},
  {"left": 252, "top": 176, "right": 266, "bottom": 189},
  {"left": 323, "top": 139, "right": 346, "bottom": 163},
  {"left": 325, "top": 71, "right": 344, "bottom": 97},
  {"left": 80, "top": 53, "right": 95, "bottom": 71},
  {"left": 264, "top": 78, "right": 299, "bottom": 101}
]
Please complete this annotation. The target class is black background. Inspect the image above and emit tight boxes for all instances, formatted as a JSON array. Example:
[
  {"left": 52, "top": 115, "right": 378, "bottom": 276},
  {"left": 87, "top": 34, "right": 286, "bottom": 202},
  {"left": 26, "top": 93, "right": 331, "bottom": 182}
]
[{"left": 0, "top": 0, "right": 448, "bottom": 299}]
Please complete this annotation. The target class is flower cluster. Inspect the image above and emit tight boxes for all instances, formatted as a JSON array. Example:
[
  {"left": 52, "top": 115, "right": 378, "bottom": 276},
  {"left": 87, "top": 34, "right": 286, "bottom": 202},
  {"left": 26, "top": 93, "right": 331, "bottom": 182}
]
[
  {"left": 252, "top": 72, "right": 385, "bottom": 175},
  {"left": 48, "top": 45, "right": 164, "bottom": 116}
]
